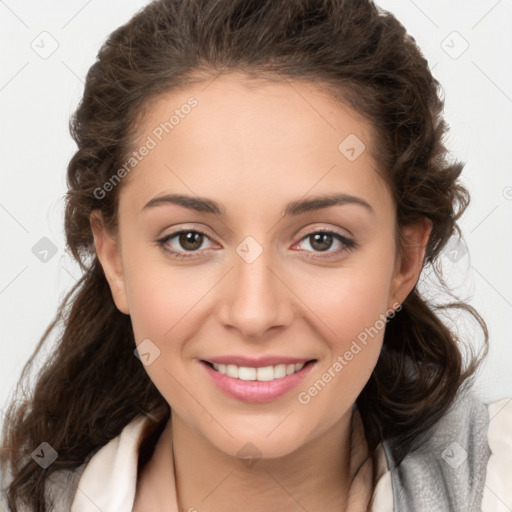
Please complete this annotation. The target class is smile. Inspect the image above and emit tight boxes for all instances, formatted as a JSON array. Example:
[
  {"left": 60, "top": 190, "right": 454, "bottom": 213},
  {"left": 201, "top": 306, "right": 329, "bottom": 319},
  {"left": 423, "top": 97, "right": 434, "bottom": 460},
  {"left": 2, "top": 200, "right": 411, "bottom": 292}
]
[
  {"left": 208, "top": 362, "right": 306, "bottom": 381},
  {"left": 200, "top": 359, "right": 317, "bottom": 403}
]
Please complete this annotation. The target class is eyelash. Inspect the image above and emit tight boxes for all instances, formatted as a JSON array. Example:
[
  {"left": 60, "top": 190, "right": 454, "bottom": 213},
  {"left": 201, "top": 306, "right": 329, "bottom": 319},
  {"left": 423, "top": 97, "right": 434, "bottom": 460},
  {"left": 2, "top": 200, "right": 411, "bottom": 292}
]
[{"left": 156, "top": 228, "right": 357, "bottom": 260}]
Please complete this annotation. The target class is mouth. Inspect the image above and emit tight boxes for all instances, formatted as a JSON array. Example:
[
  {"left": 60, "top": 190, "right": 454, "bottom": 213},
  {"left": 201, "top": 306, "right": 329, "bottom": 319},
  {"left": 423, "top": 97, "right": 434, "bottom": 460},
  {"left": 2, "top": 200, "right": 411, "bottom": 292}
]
[
  {"left": 199, "top": 357, "right": 317, "bottom": 402},
  {"left": 201, "top": 359, "right": 317, "bottom": 382}
]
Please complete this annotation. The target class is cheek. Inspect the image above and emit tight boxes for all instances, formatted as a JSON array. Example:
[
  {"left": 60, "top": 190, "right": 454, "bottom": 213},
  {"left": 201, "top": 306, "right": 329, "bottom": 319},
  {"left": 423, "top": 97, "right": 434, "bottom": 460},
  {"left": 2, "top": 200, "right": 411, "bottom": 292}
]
[
  {"left": 122, "top": 241, "right": 211, "bottom": 342},
  {"left": 294, "top": 272, "right": 391, "bottom": 424},
  {"left": 292, "top": 253, "right": 394, "bottom": 411},
  {"left": 301, "top": 262, "right": 394, "bottom": 346}
]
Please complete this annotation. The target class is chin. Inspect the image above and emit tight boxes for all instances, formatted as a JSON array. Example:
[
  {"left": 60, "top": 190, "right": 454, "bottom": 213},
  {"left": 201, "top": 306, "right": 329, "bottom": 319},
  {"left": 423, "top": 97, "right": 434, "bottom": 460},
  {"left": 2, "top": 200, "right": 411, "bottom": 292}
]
[{"left": 203, "top": 420, "right": 311, "bottom": 462}]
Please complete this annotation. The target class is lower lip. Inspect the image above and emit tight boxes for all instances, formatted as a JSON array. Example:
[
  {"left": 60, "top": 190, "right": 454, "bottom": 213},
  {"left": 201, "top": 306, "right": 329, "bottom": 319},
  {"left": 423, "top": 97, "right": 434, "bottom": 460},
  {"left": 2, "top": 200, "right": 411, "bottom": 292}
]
[{"left": 199, "top": 360, "right": 316, "bottom": 403}]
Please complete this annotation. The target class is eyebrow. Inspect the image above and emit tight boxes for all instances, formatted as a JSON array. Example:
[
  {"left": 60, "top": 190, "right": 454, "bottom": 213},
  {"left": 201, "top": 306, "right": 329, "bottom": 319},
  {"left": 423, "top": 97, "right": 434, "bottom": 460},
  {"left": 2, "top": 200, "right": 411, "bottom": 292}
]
[{"left": 142, "top": 192, "right": 374, "bottom": 217}]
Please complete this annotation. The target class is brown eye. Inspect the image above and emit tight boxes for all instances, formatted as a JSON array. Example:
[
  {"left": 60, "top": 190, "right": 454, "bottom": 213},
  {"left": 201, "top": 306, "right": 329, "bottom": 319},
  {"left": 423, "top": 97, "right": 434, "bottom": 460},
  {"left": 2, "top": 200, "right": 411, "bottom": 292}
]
[
  {"left": 157, "top": 229, "right": 215, "bottom": 259},
  {"left": 309, "top": 233, "right": 334, "bottom": 252},
  {"left": 178, "top": 231, "right": 204, "bottom": 251},
  {"left": 295, "top": 229, "right": 357, "bottom": 259}
]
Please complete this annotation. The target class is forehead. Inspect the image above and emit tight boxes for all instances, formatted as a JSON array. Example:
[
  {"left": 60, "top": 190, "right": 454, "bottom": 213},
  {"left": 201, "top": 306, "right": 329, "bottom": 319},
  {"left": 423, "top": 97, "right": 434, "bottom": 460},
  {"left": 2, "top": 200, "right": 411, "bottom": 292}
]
[{"left": 119, "top": 73, "right": 390, "bottom": 215}]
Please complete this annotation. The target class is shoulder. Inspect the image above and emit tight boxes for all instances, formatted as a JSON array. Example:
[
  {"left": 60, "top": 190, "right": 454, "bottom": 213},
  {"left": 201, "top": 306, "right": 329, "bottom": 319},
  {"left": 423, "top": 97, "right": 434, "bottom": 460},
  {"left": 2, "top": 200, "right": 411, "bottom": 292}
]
[
  {"left": 41, "top": 463, "right": 88, "bottom": 511},
  {"left": 481, "top": 395, "right": 512, "bottom": 511},
  {"left": 1, "top": 411, "right": 167, "bottom": 512},
  {"left": 382, "top": 389, "right": 512, "bottom": 512}
]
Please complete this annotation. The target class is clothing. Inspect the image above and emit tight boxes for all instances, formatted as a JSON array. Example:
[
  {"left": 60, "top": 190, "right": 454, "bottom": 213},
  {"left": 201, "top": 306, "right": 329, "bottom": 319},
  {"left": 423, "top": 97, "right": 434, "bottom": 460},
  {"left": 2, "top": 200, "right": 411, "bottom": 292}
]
[{"left": 1, "top": 391, "right": 511, "bottom": 511}]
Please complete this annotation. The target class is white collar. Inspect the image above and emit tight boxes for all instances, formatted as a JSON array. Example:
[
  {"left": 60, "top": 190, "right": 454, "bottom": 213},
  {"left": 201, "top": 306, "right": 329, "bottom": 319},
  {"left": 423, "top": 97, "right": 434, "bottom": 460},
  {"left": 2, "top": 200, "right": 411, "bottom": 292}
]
[
  {"left": 70, "top": 413, "right": 391, "bottom": 511},
  {"left": 70, "top": 413, "right": 177, "bottom": 511}
]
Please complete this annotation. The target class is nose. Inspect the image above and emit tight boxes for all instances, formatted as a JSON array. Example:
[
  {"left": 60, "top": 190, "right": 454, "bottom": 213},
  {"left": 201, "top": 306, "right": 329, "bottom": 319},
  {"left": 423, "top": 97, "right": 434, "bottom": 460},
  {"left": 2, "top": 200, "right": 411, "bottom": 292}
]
[{"left": 217, "top": 243, "right": 295, "bottom": 340}]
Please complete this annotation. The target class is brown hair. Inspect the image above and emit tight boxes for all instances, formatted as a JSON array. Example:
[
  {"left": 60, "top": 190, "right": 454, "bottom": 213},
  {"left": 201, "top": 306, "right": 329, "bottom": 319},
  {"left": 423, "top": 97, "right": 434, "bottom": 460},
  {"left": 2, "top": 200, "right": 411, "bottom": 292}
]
[{"left": 1, "top": 0, "right": 488, "bottom": 510}]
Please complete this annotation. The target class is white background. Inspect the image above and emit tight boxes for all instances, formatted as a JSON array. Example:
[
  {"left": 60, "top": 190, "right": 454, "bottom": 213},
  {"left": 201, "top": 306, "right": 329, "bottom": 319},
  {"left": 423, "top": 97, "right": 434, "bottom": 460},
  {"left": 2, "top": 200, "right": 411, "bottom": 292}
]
[{"left": 1, "top": 0, "right": 511, "bottom": 429}]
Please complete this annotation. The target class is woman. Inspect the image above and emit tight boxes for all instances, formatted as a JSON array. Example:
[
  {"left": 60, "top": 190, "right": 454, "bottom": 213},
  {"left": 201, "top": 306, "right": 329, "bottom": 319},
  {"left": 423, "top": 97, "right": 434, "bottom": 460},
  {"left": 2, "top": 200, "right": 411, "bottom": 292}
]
[{"left": 1, "top": 0, "right": 511, "bottom": 511}]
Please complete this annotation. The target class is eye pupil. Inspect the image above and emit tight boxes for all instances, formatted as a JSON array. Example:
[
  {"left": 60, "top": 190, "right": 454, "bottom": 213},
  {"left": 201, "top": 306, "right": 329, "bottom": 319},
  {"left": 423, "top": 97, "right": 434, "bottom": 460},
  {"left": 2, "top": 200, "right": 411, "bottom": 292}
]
[
  {"left": 179, "top": 231, "right": 203, "bottom": 251},
  {"left": 310, "top": 233, "right": 333, "bottom": 252}
]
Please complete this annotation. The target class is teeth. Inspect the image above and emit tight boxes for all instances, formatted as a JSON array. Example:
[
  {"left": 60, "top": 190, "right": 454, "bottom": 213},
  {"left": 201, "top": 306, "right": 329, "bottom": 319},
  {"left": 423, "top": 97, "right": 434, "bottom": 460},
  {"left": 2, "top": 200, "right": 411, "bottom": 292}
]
[
  {"left": 239, "top": 366, "right": 256, "bottom": 380},
  {"left": 211, "top": 362, "right": 306, "bottom": 381},
  {"left": 226, "top": 364, "right": 238, "bottom": 378}
]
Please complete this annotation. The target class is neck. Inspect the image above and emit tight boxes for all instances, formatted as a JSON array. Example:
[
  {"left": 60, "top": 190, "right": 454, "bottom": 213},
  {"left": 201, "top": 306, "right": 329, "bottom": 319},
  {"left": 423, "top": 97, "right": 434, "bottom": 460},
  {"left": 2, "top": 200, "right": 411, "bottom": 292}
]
[{"left": 171, "top": 406, "right": 374, "bottom": 512}]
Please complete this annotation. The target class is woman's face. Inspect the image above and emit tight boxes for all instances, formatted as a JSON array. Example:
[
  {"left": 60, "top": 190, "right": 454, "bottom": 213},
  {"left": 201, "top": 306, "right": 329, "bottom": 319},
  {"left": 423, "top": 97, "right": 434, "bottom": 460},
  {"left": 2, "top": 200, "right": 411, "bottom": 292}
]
[{"left": 92, "top": 73, "right": 430, "bottom": 459}]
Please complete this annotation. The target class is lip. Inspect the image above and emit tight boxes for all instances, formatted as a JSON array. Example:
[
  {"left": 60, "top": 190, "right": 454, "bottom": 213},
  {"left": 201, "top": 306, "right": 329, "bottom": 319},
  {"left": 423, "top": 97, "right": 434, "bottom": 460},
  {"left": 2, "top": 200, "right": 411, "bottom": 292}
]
[
  {"left": 203, "top": 355, "right": 313, "bottom": 368},
  {"left": 199, "top": 359, "right": 317, "bottom": 403}
]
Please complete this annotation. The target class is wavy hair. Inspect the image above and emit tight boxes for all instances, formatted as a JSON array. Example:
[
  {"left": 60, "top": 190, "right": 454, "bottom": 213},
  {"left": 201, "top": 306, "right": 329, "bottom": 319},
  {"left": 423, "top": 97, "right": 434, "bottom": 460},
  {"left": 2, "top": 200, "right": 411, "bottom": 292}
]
[{"left": 1, "top": 0, "right": 488, "bottom": 510}]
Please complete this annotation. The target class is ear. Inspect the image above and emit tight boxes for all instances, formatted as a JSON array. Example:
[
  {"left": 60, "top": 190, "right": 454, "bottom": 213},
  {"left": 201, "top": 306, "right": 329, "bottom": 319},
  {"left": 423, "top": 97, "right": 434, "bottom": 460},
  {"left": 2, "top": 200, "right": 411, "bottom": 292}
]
[
  {"left": 388, "top": 218, "right": 432, "bottom": 309},
  {"left": 90, "top": 210, "right": 130, "bottom": 314}
]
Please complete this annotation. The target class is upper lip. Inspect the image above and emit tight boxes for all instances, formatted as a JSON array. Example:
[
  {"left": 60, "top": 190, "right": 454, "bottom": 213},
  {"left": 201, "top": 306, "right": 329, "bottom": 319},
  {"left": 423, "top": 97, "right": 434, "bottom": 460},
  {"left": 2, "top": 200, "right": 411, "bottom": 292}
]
[{"left": 202, "top": 356, "right": 316, "bottom": 368}]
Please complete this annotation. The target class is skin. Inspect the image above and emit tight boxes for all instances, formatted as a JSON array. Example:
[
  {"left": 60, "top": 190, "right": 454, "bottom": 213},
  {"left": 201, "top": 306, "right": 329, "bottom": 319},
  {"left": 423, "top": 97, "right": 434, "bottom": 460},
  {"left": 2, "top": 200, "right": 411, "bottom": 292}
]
[{"left": 91, "top": 72, "right": 431, "bottom": 512}]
